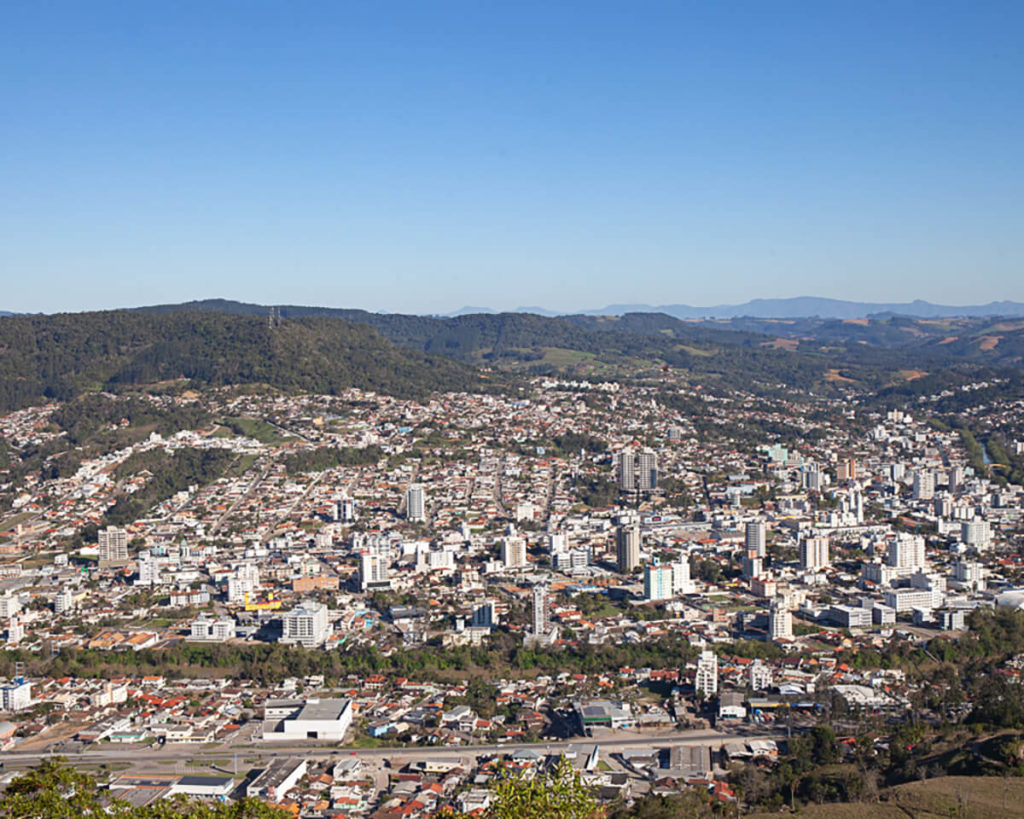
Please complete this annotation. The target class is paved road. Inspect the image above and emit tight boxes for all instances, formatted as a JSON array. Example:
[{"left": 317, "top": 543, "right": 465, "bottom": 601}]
[{"left": 2, "top": 728, "right": 784, "bottom": 769}]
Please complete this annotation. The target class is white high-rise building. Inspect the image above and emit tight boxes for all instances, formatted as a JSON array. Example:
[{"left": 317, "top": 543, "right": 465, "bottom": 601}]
[
  {"left": 802, "top": 465, "right": 822, "bottom": 492},
  {"left": 745, "top": 521, "right": 766, "bottom": 558},
  {"left": 548, "top": 533, "right": 569, "bottom": 554},
  {"left": 6, "top": 619, "right": 23, "bottom": 645},
  {"left": 53, "top": 589, "right": 74, "bottom": 615},
  {"left": 672, "top": 559, "right": 695, "bottom": 595},
  {"left": 227, "top": 562, "right": 261, "bottom": 604},
  {"left": 961, "top": 520, "right": 991, "bottom": 549},
  {"left": 1, "top": 679, "right": 32, "bottom": 711},
  {"left": 799, "top": 536, "right": 830, "bottom": 571},
  {"left": 637, "top": 449, "right": 658, "bottom": 491},
  {"left": 643, "top": 563, "right": 674, "bottom": 601},
  {"left": 281, "top": 601, "right": 330, "bottom": 648},
  {"left": 98, "top": 526, "right": 129, "bottom": 566},
  {"left": 769, "top": 605, "right": 793, "bottom": 641},
  {"left": 913, "top": 471, "right": 935, "bottom": 501},
  {"left": 616, "top": 450, "right": 636, "bottom": 492},
  {"left": 0, "top": 593, "right": 21, "bottom": 620},
  {"left": 742, "top": 552, "right": 763, "bottom": 579},
  {"left": 952, "top": 560, "right": 984, "bottom": 588},
  {"left": 136, "top": 550, "right": 162, "bottom": 586},
  {"left": 695, "top": 650, "right": 718, "bottom": 697},
  {"left": 406, "top": 485, "right": 426, "bottom": 523},
  {"left": 532, "top": 584, "right": 550, "bottom": 636},
  {"left": 749, "top": 659, "right": 772, "bottom": 691},
  {"left": 616, "top": 449, "right": 658, "bottom": 492},
  {"left": 887, "top": 533, "right": 925, "bottom": 572},
  {"left": 359, "top": 552, "right": 391, "bottom": 591},
  {"left": 501, "top": 537, "right": 527, "bottom": 569},
  {"left": 948, "top": 466, "right": 965, "bottom": 491},
  {"left": 339, "top": 495, "right": 356, "bottom": 523}
]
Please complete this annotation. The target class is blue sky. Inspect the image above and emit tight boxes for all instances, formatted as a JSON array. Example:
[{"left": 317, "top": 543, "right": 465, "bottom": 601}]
[{"left": 2, "top": 1, "right": 1022, "bottom": 314}]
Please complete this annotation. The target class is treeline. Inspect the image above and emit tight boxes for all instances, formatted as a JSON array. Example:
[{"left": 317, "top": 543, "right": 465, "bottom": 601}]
[
  {"left": 282, "top": 446, "right": 384, "bottom": 474},
  {"left": 0, "top": 632, "right": 698, "bottom": 686},
  {"left": 51, "top": 393, "right": 211, "bottom": 446},
  {"left": 104, "top": 448, "right": 237, "bottom": 526},
  {"left": 0, "top": 310, "right": 485, "bottom": 414}
]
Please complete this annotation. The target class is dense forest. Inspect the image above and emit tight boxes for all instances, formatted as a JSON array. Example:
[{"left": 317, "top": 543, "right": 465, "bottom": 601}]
[
  {"left": 3, "top": 304, "right": 1024, "bottom": 419},
  {"left": 0, "top": 310, "right": 485, "bottom": 413},
  {"left": 132, "top": 299, "right": 1024, "bottom": 396}
]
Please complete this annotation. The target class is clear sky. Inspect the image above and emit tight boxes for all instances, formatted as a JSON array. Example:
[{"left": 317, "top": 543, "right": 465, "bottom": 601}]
[{"left": 2, "top": 1, "right": 1023, "bottom": 314}]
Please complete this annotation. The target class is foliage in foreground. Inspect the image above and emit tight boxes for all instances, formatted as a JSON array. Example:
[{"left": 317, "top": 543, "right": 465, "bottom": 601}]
[{"left": 444, "top": 756, "right": 601, "bottom": 819}]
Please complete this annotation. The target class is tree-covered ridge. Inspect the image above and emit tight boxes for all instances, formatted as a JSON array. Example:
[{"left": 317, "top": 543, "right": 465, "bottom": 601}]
[
  {"left": 0, "top": 311, "right": 484, "bottom": 412},
  {"left": 131, "top": 299, "right": 1024, "bottom": 394}
]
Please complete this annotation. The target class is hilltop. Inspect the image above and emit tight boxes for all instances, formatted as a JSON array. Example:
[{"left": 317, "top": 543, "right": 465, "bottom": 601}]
[{"left": 0, "top": 310, "right": 483, "bottom": 413}]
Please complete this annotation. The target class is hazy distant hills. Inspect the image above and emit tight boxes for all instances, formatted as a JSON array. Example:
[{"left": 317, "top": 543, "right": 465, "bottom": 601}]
[
  {"left": 3, "top": 298, "right": 1024, "bottom": 414},
  {"left": 5, "top": 297, "right": 1023, "bottom": 320},
  {"left": 510, "top": 297, "right": 1024, "bottom": 320},
  {"left": 127, "top": 299, "right": 1024, "bottom": 388}
]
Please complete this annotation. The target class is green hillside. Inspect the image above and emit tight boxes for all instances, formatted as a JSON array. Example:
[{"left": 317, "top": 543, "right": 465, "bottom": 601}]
[{"left": 0, "top": 310, "right": 483, "bottom": 412}]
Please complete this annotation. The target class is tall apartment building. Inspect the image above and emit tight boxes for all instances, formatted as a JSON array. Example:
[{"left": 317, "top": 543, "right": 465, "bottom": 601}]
[
  {"left": 405, "top": 484, "right": 426, "bottom": 523},
  {"left": 532, "top": 583, "right": 550, "bottom": 636},
  {"left": 136, "top": 551, "right": 162, "bottom": 586},
  {"left": 745, "top": 521, "right": 766, "bottom": 558},
  {"left": 501, "top": 537, "right": 527, "bottom": 569},
  {"left": 887, "top": 533, "right": 925, "bottom": 572},
  {"left": 961, "top": 520, "right": 991, "bottom": 549},
  {"left": 637, "top": 449, "right": 658, "bottom": 491},
  {"left": 472, "top": 601, "right": 495, "bottom": 629},
  {"left": 799, "top": 536, "right": 830, "bottom": 571},
  {"left": 1, "top": 679, "right": 32, "bottom": 711},
  {"left": 672, "top": 559, "right": 695, "bottom": 595},
  {"left": 616, "top": 449, "right": 658, "bottom": 492},
  {"left": 281, "top": 601, "right": 330, "bottom": 648},
  {"left": 227, "top": 563, "right": 261, "bottom": 604},
  {"left": 359, "top": 552, "right": 391, "bottom": 592},
  {"left": 98, "top": 526, "right": 129, "bottom": 567},
  {"left": 615, "top": 523, "right": 641, "bottom": 573},
  {"left": 53, "top": 589, "right": 74, "bottom": 615},
  {"left": 769, "top": 605, "right": 793, "bottom": 641},
  {"left": 695, "top": 650, "right": 718, "bottom": 697},
  {"left": 0, "top": 593, "right": 21, "bottom": 620},
  {"left": 749, "top": 659, "right": 772, "bottom": 691},
  {"left": 801, "top": 465, "right": 822, "bottom": 492},
  {"left": 643, "top": 562, "right": 674, "bottom": 601},
  {"left": 913, "top": 471, "right": 935, "bottom": 501}
]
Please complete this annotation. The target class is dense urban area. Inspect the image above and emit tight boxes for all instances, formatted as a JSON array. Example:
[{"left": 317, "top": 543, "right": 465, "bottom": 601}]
[{"left": 2, "top": 309, "right": 1024, "bottom": 818}]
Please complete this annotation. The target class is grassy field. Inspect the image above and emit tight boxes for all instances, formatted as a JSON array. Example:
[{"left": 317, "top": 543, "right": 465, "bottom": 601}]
[
  {"left": 218, "top": 416, "right": 294, "bottom": 445},
  {"left": 750, "top": 776, "right": 1024, "bottom": 819}
]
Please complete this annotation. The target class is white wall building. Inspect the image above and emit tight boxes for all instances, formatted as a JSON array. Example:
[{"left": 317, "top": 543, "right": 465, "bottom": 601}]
[
  {"left": 281, "top": 602, "right": 330, "bottom": 648},
  {"left": 695, "top": 650, "right": 718, "bottom": 697}
]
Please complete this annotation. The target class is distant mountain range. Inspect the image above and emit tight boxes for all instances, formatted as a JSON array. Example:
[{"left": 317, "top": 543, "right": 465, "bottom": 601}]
[
  {"left": 3, "top": 298, "right": 1024, "bottom": 413},
  {"left": 3, "top": 297, "right": 1023, "bottom": 320},
  {"left": 448, "top": 297, "right": 1024, "bottom": 320}
]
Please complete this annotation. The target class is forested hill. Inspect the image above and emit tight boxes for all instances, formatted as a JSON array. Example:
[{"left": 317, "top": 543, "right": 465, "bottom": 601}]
[
  {"left": 132, "top": 299, "right": 801, "bottom": 374},
  {"left": 133, "top": 299, "right": 1024, "bottom": 385},
  {"left": 0, "top": 311, "right": 483, "bottom": 412}
]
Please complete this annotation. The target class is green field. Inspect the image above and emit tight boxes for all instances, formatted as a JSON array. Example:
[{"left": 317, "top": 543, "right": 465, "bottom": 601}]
[{"left": 218, "top": 417, "right": 294, "bottom": 445}]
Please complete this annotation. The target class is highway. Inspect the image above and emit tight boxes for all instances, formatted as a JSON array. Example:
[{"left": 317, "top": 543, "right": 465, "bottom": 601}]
[{"left": 1, "top": 727, "right": 784, "bottom": 769}]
